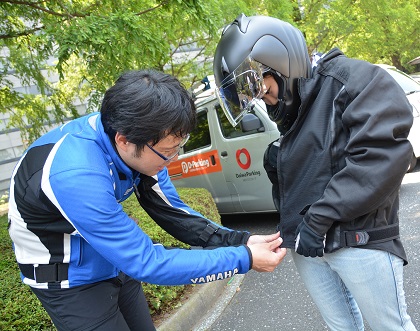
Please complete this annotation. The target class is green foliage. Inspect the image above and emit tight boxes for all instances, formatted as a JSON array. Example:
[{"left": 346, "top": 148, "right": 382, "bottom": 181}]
[
  {"left": 3, "top": 0, "right": 417, "bottom": 144},
  {"left": 177, "top": 187, "right": 221, "bottom": 223},
  {"left": 0, "top": 192, "right": 8, "bottom": 204},
  {"left": 0, "top": 187, "right": 221, "bottom": 328},
  {"left": 297, "top": 0, "right": 419, "bottom": 71},
  {"left": 0, "top": 0, "right": 246, "bottom": 143},
  {"left": 143, "top": 282, "right": 193, "bottom": 314}
]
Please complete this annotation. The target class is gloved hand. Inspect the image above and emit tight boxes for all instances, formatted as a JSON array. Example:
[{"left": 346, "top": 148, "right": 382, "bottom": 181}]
[{"left": 295, "top": 220, "right": 325, "bottom": 257}]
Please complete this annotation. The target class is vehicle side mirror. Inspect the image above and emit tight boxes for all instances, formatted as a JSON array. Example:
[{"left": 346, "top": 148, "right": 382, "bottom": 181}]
[{"left": 240, "top": 113, "right": 265, "bottom": 132}]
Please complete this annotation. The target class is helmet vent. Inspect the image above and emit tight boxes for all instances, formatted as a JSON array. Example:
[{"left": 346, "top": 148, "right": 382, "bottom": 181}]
[{"left": 234, "top": 13, "right": 251, "bottom": 33}]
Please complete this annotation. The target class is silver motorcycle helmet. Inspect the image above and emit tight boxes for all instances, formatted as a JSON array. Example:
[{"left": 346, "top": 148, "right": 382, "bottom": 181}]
[{"left": 213, "top": 14, "right": 311, "bottom": 133}]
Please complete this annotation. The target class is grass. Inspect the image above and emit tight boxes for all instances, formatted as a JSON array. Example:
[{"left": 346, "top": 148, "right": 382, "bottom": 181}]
[{"left": 0, "top": 187, "right": 221, "bottom": 330}]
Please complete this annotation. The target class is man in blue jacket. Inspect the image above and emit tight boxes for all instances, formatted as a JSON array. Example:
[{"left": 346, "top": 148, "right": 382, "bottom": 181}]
[
  {"left": 8, "top": 69, "right": 286, "bottom": 331},
  {"left": 213, "top": 13, "right": 416, "bottom": 331}
]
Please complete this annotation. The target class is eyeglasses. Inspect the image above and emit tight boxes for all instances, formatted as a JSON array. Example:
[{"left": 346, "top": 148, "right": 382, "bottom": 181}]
[{"left": 145, "top": 134, "right": 190, "bottom": 161}]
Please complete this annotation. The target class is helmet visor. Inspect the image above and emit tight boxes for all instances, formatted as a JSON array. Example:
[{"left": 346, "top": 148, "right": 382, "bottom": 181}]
[{"left": 216, "top": 57, "right": 265, "bottom": 127}]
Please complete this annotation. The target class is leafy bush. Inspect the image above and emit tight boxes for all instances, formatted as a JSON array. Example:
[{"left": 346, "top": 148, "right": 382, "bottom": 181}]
[{"left": 0, "top": 187, "right": 221, "bottom": 330}]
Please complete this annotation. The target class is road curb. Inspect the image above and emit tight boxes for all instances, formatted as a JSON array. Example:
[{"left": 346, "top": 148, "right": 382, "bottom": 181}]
[{"left": 157, "top": 274, "right": 245, "bottom": 331}]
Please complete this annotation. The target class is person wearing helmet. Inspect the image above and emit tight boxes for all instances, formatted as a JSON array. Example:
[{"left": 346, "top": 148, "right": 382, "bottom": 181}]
[
  {"left": 8, "top": 69, "right": 287, "bottom": 331},
  {"left": 214, "top": 14, "right": 417, "bottom": 331}
]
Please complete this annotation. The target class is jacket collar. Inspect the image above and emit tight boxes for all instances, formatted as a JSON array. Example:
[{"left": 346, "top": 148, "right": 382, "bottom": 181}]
[{"left": 88, "top": 112, "right": 135, "bottom": 181}]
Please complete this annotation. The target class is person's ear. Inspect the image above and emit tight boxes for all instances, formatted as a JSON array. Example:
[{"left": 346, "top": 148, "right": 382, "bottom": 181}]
[{"left": 115, "top": 132, "right": 130, "bottom": 151}]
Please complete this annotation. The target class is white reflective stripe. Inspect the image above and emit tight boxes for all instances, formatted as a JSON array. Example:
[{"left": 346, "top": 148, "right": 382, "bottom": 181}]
[
  {"left": 8, "top": 155, "right": 51, "bottom": 265},
  {"left": 60, "top": 121, "right": 71, "bottom": 131},
  {"left": 22, "top": 277, "right": 49, "bottom": 289},
  {"left": 63, "top": 233, "right": 71, "bottom": 263},
  {"left": 151, "top": 174, "right": 191, "bottom": 215},
  {"left": 88, "top": 113, "right": 100, "bottom": 131},
  {"left": 40, "top": 135, "right": 80, "bottom": 263},
  {"left": 9, "top": 218, "right": 51, "bottom": 264},
  {"left": 23, "top": 277, "right": 70, "bottom": 289}
]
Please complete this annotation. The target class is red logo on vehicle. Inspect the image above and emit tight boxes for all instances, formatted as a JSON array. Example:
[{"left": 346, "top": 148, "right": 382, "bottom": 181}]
[{"left": 236, "top": 148, "right": 251, "bottom": 170}]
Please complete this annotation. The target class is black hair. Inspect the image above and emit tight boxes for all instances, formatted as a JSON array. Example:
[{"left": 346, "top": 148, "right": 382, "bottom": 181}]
[{"left": 100, "top": 69, "right": 197, "bottom": 150}]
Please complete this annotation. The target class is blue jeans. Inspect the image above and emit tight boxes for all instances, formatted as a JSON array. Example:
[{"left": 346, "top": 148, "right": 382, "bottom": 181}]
[{"left": 291, "top": 248, "right": 417, "bottom": 331}]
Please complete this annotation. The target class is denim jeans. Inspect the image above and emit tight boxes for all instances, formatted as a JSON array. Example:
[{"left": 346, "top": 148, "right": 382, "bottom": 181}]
[{"left": 291, "top": 248, "right": 417, "bottom": 331}]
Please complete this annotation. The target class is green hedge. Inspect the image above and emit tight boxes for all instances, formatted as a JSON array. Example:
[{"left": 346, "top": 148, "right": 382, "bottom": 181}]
[{"left": 0, "top": 187, "right": 221, "bottom": 330}]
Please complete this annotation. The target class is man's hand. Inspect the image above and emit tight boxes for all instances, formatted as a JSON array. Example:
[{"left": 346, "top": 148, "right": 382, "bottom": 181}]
[
  {"left": 247, "top": 232, "right": 281, "bottom": 245},
  {"left": 294, "top": 221, "right": 325, "bottom": 257},
  {"left": 248, "top": 236, "right": 287, "bottom": 272}
]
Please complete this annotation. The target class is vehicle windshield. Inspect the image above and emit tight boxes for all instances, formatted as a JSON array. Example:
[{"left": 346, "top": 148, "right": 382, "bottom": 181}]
[{"left": 386, "top": 68, "right": 420, "bottom": 94}]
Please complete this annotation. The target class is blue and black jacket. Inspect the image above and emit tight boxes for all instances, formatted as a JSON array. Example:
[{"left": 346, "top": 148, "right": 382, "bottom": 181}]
[{"left": 8, "top": 112, "right": 251, "bottom": 289}]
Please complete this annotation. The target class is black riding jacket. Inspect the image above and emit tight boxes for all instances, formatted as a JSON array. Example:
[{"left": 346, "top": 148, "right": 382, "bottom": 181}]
[{"left": 277, "top": 48, "right": 413, "bottom": 264}]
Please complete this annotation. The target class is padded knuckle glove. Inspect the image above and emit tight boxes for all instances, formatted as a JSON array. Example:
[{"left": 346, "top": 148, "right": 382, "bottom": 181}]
[{"left": 295, "top": 221, "right": 325, "bottom": 257}]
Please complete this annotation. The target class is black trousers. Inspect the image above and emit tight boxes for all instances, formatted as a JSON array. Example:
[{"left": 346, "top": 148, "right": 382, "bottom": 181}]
[{"left": 31, "top": 273, "right": 155, "bottom": 331}]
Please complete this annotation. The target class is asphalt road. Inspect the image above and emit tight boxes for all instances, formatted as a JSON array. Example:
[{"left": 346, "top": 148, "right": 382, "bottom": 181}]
[{"left": 206, "top": 163, "right": 420, "bottom": 331}]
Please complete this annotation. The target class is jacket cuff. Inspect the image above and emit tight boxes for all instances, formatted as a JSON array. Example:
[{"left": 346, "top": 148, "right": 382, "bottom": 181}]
[
  {"left": 242, "top": 232, "right": 252, "bottom": 245},
  {"left": 243, "top": 244, "right": 253, "bottom": 271}
]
